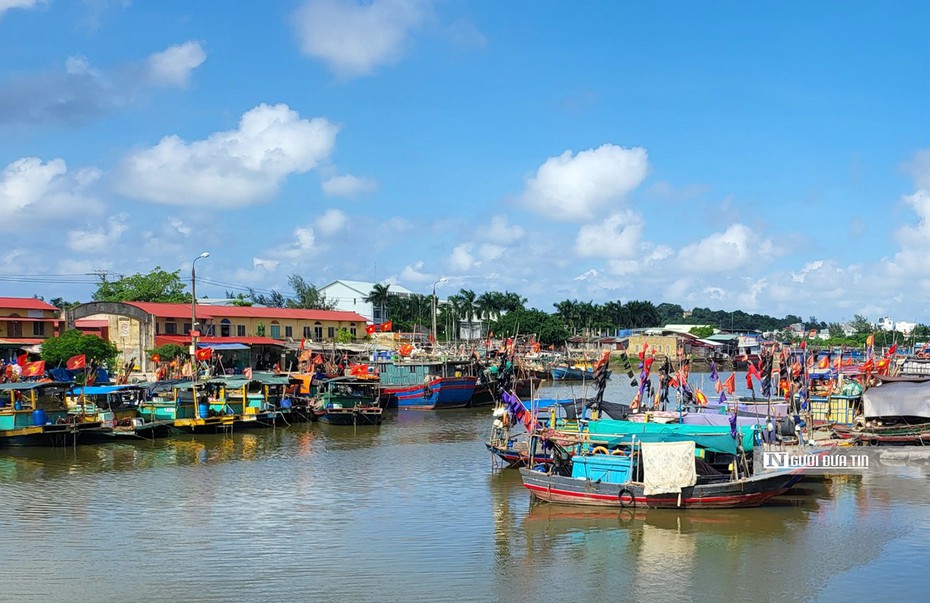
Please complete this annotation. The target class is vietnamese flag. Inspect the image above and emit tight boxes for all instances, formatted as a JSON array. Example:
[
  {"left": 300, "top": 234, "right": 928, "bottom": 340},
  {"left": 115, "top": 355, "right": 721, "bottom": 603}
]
[
  {"left": 16, "top": 353, "right": 27, "bottom": 367},
  {"left": 66, "top": 354, "right": 86, "bottom": 370},
  {"left": 195, "top": 347, "right": 213, "bottom": 361},
  {"left": 381, "top": 321, "right": 393, "bottom": 332},
  {"left": 21, "top": 360, "right": 46, "bottom": 378},
  {"left": 817, "top": 355, "right": 829, "bottom": 369},
  {"left": 151, "top": 353, "right": 160, "bottom": 363},
  {"left": 723, "top": 373, "right": 736, "bottom": 394},
  {"left": 887, "top": 343, "right": 898, "bottom": 356},
  {"left": 365, "top": 324, "right": 376, "bottom": 335}
]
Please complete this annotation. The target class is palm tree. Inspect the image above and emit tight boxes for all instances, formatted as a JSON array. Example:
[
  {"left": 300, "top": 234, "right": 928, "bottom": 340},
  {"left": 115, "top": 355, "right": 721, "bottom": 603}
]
[
  {"left": 444, "top": 294, "right": 464, "bottom": 343},
  {"left": 456, "top": 289, "right": 478, "bottom": 340},
  {"left": 365, "top": 283, "right": 391, "bottom": 324},
  {"left": 554, "top": 299, "right": 579, "bottom": 335},
  {"left": 501, "top": 291, "right": 526, "bottom": 312}
]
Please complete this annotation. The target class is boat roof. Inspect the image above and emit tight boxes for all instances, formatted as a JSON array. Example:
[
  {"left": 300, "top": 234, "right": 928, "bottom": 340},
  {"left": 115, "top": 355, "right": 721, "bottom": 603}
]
[
  {"left": 70, "top": 385, "right": 147, "bottom": 395},
  {"left": 0, "top": 381, "right": 71, "bottom": 391}
]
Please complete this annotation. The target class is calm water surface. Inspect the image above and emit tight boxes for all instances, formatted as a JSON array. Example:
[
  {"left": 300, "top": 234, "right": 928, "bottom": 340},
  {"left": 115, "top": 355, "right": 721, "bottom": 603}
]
[{"left": 1, "top": 380, "right": 928, "bottom": 602}]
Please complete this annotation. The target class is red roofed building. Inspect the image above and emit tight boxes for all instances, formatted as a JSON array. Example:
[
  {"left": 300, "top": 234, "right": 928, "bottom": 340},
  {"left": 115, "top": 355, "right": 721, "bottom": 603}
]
[
  {"left": 0, "top": 297, "right": 60, "bottom": 354},
  {"left": 66, "top": 301, "right": 368, "bottom": 373}
]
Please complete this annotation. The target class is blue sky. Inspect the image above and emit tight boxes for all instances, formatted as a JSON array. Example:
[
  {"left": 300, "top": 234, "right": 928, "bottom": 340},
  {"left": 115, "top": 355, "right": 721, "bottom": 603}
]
[{"left": 2, "top": 1, "right": 930, "bottom": 324}]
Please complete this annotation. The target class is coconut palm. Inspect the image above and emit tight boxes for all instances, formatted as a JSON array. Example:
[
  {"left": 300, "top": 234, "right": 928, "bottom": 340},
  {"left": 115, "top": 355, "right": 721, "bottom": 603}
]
[{"left": 365, "top": 283, "right": 391, "bottom": 324}]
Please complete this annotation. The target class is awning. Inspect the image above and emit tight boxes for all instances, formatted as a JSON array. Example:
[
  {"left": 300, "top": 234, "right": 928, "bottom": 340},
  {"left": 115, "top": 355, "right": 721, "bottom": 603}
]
[{"left": 199, "top": 342, "right": 249, "bottom": 350}]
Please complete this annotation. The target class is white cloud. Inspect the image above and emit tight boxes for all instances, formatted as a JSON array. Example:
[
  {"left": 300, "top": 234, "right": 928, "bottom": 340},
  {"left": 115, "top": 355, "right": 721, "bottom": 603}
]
[
  {"left": 0, "top": 157, "right": 103, "bottom": 231},
  {"left": 574, "top": 268, "right": 600, "bottom": 281},
  {"left": 115, "top": 103, "right": 339, "bottom": 207},
  {"left": 677, "top": 223, "right": 776, "bottom": 273},
  {"left": 478, "top": 244, "right": 504, "bottom": 261},
  {"left": 574, "top": 211, "right": 643, "bottom": 258},
  {"left": 396, "top": 261, "right": 432, "bottom": 284},
  {"left": 292, "top": 0, "right": 428, "bottom": 78},
  {"left": 315, "top": 208, "right": 348, "bottom": 235},
  {"left": 147, "top": 41, "right": 207, "bottom": 87},
  {"left": 322, "top": 174, "right": 377, "bottom": 198},
  {"left": 449, "top": 243, "right": 475, "bottom": 271},
  {"left": 484, "top": 215, "right": 525, "bottom": 242},
  {"left": 0, "top": 0, "right": 43, "bottom": 18},
  {"left": 253, "top": 258, "right": 280, "bottom": 271},
  {"left": 67, "top": 214, "right": 129, "bottom": 253},
  {"left": 519, "top": 144, "right": 649, "bottom": 221}
]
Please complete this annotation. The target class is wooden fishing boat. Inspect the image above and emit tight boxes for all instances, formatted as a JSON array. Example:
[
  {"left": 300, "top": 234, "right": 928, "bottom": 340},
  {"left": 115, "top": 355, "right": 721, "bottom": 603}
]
[
  {"left": 138, "top": 381, "right": 235, "bottom": 434},
  {"left": 377, "top": 360, "right": 477, "bottom": 409},
  {"left": 0, "top": 382, "right": 103, "bottom": 446},
  {"left": 312, "top": 377, "right": 382, "bottom": 425},
  {"left": 66, "top": 384, "right": 172, "bottom": 441},
  {"left": 832, "top": 378, "right": 930, "bottom": 445}
]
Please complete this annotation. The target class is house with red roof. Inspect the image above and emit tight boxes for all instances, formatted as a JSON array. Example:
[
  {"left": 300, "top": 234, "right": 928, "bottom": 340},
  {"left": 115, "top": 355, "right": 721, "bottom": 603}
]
[
  {"left": 0, "top": 297, "right": 60, "bottom": 356},
  {"left": 66, "top": 301, "right": 368, "bottom": 373}
]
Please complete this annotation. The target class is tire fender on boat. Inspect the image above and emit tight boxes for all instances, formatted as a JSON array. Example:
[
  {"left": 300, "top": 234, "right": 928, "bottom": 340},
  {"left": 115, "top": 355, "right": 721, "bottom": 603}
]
[
  {"left": 618, "top": 488, "right": 635, "bottom": 508},
  {"left": 592, "top": 446, "right": 609, "bottom": 455}
]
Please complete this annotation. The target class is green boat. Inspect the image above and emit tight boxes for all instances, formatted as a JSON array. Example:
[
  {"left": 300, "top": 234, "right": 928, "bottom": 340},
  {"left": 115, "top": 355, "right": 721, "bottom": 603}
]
[{"left": 0, "top": 382, "right": 103, "bottom": 446}]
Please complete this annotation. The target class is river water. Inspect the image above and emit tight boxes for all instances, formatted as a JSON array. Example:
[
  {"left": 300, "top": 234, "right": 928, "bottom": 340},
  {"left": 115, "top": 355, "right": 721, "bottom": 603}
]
[{"left": 1, "top": 379, "right": 928, "bottom": 602}]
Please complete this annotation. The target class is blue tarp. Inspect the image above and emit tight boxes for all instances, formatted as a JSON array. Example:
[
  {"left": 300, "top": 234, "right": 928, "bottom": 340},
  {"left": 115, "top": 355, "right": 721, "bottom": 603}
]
[{"left": 198, "top": 343, "right": 250, "bottom": 350}]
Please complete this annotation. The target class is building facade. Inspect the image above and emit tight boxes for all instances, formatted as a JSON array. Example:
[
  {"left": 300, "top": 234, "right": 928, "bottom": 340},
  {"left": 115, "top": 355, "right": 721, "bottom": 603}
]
[
  {"left": 0, "top": 297, "right": 60, "bottom": 358},
  {"left": 319, "top": 280, "right": 414, "bottom": 323}
]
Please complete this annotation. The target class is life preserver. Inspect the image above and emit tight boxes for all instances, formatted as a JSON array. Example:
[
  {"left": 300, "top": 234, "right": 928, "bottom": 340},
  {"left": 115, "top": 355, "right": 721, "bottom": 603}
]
[
  {"left": 591, "top": 446, "right": 609, "bottom": 455},
  {"left": 618, "top": 488, "right": 636, "bottom": 508},
  {"left": 611, "top": 449, "right": 626, "bottom": 456},
  {"left": 919, "top": 353, "right": 928, "bottom": 359}
]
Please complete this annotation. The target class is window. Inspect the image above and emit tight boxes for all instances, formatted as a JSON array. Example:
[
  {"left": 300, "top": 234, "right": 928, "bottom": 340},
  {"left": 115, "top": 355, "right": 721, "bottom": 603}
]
[
  {"left": 183, "top": 322, "right": 192, "bottom": 335},
  {"left": 303, "top": 326, "right": 311, "bottom": 338},
  {"left": 165, "top": 321, "right": 177, "bottom": 335},
  {"left": 237, "top": 325, "right": 246, "bottom": 337},
  {"left": 285, "top": 326, "right": 293, "bottom": 338},
  {"left": 155, "top": 322, "right": 160, "bottom": 335},
  {"left": 204, "top": 324, "right": 215, "bottom": 336},
  {"left": 314, "top": 321, "right": 323, "bottom": 340},
  {"left": 221, "top": 319, "right": 231, "bottom": 337},
  {"left": 327, "top": 326, "right": 335, "bottom": 339},
  {"left": 350, "top": 323, "right": 356, "bottom": 336},
  {"left": 270, "top": 321, "right": 281, "bottom": 339},
  {"left": 32, "top": 322, "right": 46, "bottom": 336}
]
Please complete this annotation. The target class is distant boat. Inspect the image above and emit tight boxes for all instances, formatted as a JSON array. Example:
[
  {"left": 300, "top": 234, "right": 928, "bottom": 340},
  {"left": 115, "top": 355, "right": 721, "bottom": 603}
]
[
  {"left": 376, "top": 360, "right": 477, "bottom": 410},
  {"left": 311, "top": 377, "right": 382, "bottom": 426},
  {"left": 550, "top": 363, "right": 610, "bottom": 381}
]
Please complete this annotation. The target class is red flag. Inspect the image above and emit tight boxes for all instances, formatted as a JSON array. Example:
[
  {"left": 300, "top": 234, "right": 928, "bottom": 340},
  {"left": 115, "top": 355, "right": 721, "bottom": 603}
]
[
  {"left": 887, "top": 343, "right": 898, "bottom": 356},
  {"left": 746, "top": 372, "right": 754, "bottom": 389},
  {"left": 817, "top": 356, "right": 829, "bottom": 369},
  {"left": 695, "top": 390, "right": 708, "bottom": 406},
  {"left": 21, "top": 360, "right": 46, "bottom": 378},
  {"left": 723, "top": 373, "right": 736, "bottom": 395},
  {"left": 243, "top": 367, "right": 253, "bottom": 380},
  {"left": 381, "top": 321, "right": 393, "bottom": 332},
  {"left": 299, "top": 338, "right": 307, "bottom": 351},
  {"left": 312, "top": 354, "right": 323, "bottom": 365},
  {"left": 195, "top": 347, "right": 213, "bottom": 361},
  {"left": 365, "top": 324, "right": 376, "bottom": 335},
  {"left": 66, "top": 354, "right": 86, "bottom": 370},
  {"left": 800, "top": 341, "right": 806, "bottom": 350},
  {"left": 747, "top": 361, "right": 762, "bottom": 381},
  {"left": 16, "top": 353, "right": 27, "bottom": 367},
  {"left": 151, "top": 353, "right": 160, "bottom": 363},
  {"left": 714, "top": 379, "right": 723, "bottom": 394}
]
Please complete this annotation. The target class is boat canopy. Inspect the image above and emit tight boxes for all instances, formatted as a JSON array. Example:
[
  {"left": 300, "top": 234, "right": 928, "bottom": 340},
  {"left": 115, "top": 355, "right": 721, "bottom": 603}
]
[
  {"left": 586, "top": 419, "right": 754, "bottom": 455},
  {"left": 863, "top": 380, "right": 930, "bottom": 419}
]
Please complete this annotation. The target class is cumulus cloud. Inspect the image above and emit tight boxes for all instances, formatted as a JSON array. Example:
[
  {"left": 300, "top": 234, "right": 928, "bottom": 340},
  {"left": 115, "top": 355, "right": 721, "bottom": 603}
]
[
  {"left": 146, "top": 41, "right": 207, "bottom": 87},
  {"left": 0, "top": 42, "right": 205, "bottom": 126},
  {"left": 115, "top": 103, "right": 339, "bottom": 207},
  {"left": 67, "top": 214, "right": 129, "bottom": 253},
  {"left": 0, "top": 0, "right": 43, "bottom": 18},
  {"left": 483, "top": 215, "right": 525, "bottom": 242},
  {"left": 396, "top": 261, "right": 433, "bottom": 284},
  {"left": 315, "top": 208, "right": 348, "bottom": 235},
  {"left": 574, "top": 211, "right": 644, "bottom": 258},
  {"left": 449, "top": 243, "right": 474, "bottom": 271},
  {"left": 292, "top": 0, "right": 428, "bottom": 78},
  {"left": 0, "top": 157, "right": 103, "bottom": 231},
  {"left": 322, "top": 174, "right": 377, "bottom": 198},
  {"left": 519, "top": 144, "right": 649, "bottom": 221},
  {"left": 677, "top": 223, "right": 776, "bottom": 273}
]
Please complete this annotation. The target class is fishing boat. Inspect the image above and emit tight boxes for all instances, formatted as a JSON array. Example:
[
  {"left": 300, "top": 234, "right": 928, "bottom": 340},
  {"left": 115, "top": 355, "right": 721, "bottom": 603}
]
[
  {"left": 311, "top": 377, "right": 382, "bottom": 425},
  {"left": 0, "top": 382, "right": 103, "bottom": 446},
  {"left": 550, "top": 362, "right": 610, "bottom": 381},
  {"left": 833, "top": 377, "right": 930, "bottom": 445},
  {"left": 204, "top": 373, "right": 287, "bottom": 428},
  {"left": 138, "top": 381, "right": 235, "bottom": 434},
  {"left": 377, "top": 360, "right": 477, "bottom": 410},
  {"left": 519, "top": 419, "right": 802, "bottom": 509},
  {"left": 66, "top": 384, "right": 173, "bottom": 440}
]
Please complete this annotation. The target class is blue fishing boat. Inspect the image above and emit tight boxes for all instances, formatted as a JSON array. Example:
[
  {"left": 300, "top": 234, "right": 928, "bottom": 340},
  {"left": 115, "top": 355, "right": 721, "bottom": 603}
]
[
  {"left": 0, "top": 382, "right": 103, "bottom": 446},
  {"left": 520, "top": 419, "right": 803, "bottom": 509},
  {"left": 66, "top": 384, "right": 172, "bottom": 440},
  {"left": 377, "top": 360, "right": 477, "bottom": 410}
]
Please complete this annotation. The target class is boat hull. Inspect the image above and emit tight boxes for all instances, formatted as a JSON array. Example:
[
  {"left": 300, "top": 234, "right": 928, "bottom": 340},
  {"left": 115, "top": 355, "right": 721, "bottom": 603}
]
[
  {"left": 383, "top": 376, "right": 477, "bottom": 410},
  {"left": 316, "top": 408, "right": 382, "bottom": 426},
  {"left": 486, "top": 442, "right": 552, "bottom": 468},
  {"left": 519, "top": 467, "right": 802, "bottom": 509}
]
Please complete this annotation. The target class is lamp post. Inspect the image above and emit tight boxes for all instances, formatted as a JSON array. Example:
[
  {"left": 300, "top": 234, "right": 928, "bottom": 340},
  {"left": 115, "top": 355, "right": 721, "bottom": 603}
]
[
  {"left": 191, "top": 252, "right": 210, "bottom": 419},
  {"left": 431, "top": 276, "right": 447, "bottom": 349}
]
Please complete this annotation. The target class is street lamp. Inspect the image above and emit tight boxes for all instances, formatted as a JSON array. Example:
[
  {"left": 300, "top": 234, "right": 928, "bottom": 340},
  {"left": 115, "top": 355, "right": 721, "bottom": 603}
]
[
  {"left": 431, "top": 276, "right": 447, "bottom": 349},
  {"left": 191, "top": 252, "right": 210, "bottom": 419}
]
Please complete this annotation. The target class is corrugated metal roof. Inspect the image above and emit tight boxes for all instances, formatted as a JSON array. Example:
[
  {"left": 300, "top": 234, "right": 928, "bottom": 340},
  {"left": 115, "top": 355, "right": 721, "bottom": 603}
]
[
  {"left": 0, "top": 297, "right": 58, "bottom": 311},
  {"left": 125, "top": 302, "right": 366, "bottom": 322}
]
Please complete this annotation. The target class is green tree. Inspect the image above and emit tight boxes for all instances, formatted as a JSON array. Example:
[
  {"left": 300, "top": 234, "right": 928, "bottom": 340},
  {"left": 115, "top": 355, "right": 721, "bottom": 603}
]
[
  {"left": 147, "top": 343, "right": 187, "bottom": 361},
  {"left": 287, "top": 274, "right": 336, "bottom": 310},
  {"left": 335, "top": 328, "right": 354, "bottom": 343},
  {"left": 225, "top": 291, "right": 254, "bottom": 306},
  {"left": 492, "top": 308, "right": 569, "bottom": 346},
  {"left": 41, "top": 329, "right": 119, "bottom": 368},
  {"left": 364, "top": 283, "right": 392, "bottom": 323},
  {"left": 92, "top": 267, "right": 189, "bottom": 303},
  {"left": 689, "top": 325, "right": 715, "bottom": 338},
  {"left": 850, "top": 314, "right": 872, "bottom": 334}
]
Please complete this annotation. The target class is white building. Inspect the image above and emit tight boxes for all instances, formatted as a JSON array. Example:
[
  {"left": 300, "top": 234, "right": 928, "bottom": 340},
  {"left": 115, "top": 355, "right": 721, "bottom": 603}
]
[{"left": 318, "top": 280, "right": 414, "bottom": 323}]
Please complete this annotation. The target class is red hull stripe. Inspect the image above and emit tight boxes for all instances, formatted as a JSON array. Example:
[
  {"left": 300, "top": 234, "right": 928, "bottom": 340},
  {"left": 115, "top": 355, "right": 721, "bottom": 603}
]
[{"left": 523, "top": 482, "right": 778, "bottom": 505}]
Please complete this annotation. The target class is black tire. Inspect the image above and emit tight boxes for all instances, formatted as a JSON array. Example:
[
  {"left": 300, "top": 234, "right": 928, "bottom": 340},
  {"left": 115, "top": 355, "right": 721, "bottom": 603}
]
[{"left": 618, "top": 488, "right": 636, "bottom": 508}]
